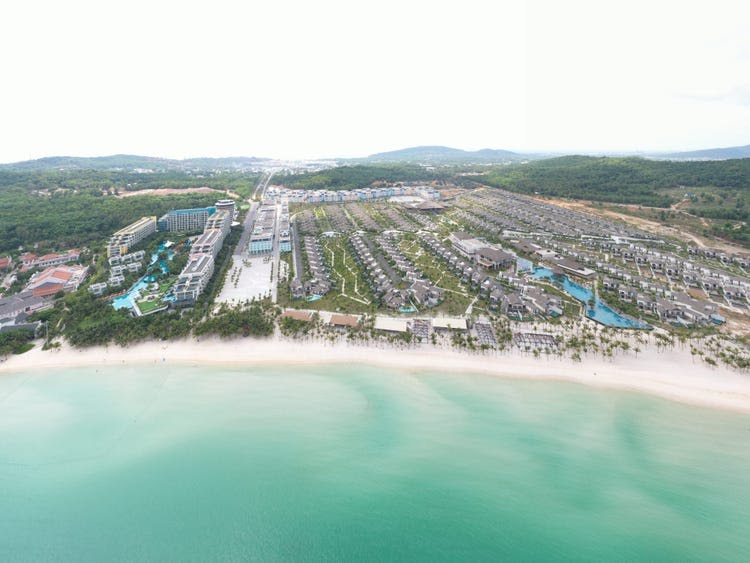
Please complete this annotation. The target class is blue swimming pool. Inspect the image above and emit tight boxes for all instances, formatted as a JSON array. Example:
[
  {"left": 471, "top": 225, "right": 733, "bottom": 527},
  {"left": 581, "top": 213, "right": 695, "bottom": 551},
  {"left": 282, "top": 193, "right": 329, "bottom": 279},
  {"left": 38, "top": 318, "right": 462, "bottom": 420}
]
[
  {"left": 111, "top": 242, "right": 176, "bottom": 312},
  {"left": 531, "top": 267, "right": 650, "bottom": 329},
  {"left": 112, "top": 276, "right": 155, "bottom": 311}
]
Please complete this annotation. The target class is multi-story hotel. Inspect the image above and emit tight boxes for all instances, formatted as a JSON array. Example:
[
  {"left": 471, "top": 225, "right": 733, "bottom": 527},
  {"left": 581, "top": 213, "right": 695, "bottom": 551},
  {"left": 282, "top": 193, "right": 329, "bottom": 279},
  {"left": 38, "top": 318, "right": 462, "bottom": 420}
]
[
  {"left": 190, "top": 229, "right": 223, "bottom": 259},
  {"left": 279, "top": 203, "right": 291, "bottom": 252},
  {"left": 157, "top": 207, "right": 215, "bottom": 233},
  {"left": 204, "top": 210, "right": 231, "bottom": 240},
  {"left": 107, "top": 216, "right": 157, "bottom": 257},
  {"left": 249, "top": 205, "right": 276, "bottom": 254},
  {"left": 172, "top": 253, "right": 214, "bottom": 304},
  {"left": 172, "top": 209, "right": 232, "bottom": 304},
  {"left": 214, "top": 199, "right": 237, "bottom": 220}
]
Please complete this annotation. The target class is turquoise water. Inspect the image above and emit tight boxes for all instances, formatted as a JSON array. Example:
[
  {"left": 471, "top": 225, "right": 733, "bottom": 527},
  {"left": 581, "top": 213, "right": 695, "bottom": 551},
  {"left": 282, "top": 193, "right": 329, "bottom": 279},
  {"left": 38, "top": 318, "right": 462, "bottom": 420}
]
[
  {"left": 1, "top": 365, "right": 749, "bottom": 561},
  {"left": 532, "top": 267, "right": 650, "bottom": 329},
  {"left": 112, "top": 243, "right": 176, "bottom": 311},
  {"left": 111, "top": 275, "right": 154, "bottom": 310}
]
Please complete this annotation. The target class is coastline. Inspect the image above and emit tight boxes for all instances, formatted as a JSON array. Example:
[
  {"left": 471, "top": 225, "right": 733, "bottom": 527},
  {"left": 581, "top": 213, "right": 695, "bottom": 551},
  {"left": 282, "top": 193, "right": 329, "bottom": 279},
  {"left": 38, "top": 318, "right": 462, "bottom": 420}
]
[{"left": 2, "top": 337, "right": 750, "bottom": 414}]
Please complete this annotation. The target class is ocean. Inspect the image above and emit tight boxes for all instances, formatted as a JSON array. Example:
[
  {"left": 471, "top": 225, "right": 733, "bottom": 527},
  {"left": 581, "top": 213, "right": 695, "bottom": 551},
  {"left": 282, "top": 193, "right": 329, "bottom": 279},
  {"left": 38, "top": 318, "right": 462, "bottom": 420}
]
[{"left": 1, "top": 364, "right": 749, "bottom": 561}]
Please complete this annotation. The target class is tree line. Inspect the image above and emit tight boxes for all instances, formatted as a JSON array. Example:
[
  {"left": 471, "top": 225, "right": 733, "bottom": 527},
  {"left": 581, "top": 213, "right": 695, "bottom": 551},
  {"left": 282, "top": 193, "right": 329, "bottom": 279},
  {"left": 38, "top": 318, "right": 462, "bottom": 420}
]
[{"left": 471, "top": 156, "right": 750, "bottom": 207}]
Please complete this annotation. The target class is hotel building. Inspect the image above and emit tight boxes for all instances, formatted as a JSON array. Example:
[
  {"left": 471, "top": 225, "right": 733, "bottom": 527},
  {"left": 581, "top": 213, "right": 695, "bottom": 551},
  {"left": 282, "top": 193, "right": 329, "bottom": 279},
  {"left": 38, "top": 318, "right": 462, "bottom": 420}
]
[
  {"left": 157, "top": 207, "right": 215, "bottom": 233},
  {"left": 204, "top": 210, "right": 231, "bottom": 241},
  {"left": 249, "top": 205, "right": 276, "bottom": 254},
  {"left": 107, "top": 216, "right": 157, "bottom": 257},
  {"left": 191, "top": 229, "right": 223, "bottom": 259},
  {"left": 215, "top": 199, "right": 237, "bottom": 220},
  {"left": 172, "top": 253, "right": 214, "bottom": 304}
]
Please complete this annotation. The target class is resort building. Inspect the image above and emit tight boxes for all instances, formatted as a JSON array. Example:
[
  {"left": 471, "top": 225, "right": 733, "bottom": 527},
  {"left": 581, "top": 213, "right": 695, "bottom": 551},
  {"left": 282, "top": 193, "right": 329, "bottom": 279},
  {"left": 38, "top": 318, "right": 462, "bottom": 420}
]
[
  {"left": 191, "top": 229, "right": 223, "bottom": 259},
  {"left": 249, "top": 205, "right": 276, "bottom": 254},
  {"left": 157, "top": 207, "right": 215, "bottom": 233},
  {"left": 108, "top": 250, "right": 146, "bottom": 267},
  {"left": 204, "top": 210, "right": 232, "bottom": 240},
  {"left": 281, "top": 309, "right": 314, "bottom": 323},
  {"left": 172, "top": 253, "right": 215, "bottom": 304},
  {"left": 25, "top": 265, "right": 88, "bottom": 297},
  {"left": 0, "top": 292, "right": 51, "bottom": 326},
  {"left": 19, "top": 250, "right": 80, "bottom": 271},
  {"left": 88, "top": 282, "right": 108, "bottom": 296},
  {"left": 279, "top": 203, "right": 291, "bottom": 252},
  {"left": 475, "top": 247, "right": 515, "bottom": 270},
  {"left": 450, "top": 232, "right": 486, "bottom": 258},
  {"left": 215, "top": 199, "right": 237, "bottom": 220},
  {"left": 107, "top": 216, "right": 157, "bottom": 257},
  {"left": 329, "top": 314, "right": 359, "bottom": 331}
]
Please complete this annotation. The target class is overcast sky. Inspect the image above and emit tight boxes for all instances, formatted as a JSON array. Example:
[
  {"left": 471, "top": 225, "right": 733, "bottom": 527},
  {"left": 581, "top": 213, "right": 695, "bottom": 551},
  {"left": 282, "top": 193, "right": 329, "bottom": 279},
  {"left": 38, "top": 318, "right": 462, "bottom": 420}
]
[{"left": 1, "top": 0, "right": 749, "bottom": 162}]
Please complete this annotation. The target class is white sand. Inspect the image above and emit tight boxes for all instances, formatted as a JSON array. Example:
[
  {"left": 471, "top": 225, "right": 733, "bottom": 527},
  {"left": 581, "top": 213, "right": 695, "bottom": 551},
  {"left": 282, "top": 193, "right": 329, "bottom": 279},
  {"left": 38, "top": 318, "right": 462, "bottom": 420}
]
[{"left": 2, "top": 337, "right": 750, "bottom": 413}]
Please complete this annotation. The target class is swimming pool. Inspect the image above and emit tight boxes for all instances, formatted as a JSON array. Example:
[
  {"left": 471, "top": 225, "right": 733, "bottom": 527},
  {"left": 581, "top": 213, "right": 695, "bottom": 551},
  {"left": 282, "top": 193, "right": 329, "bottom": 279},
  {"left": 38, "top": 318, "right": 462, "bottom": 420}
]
[
  {"left": 531, "top": 267, "right": 651, "bottom": 329},
  {"left": 111, "top": 242, "right": 176, "bottom": 312}
]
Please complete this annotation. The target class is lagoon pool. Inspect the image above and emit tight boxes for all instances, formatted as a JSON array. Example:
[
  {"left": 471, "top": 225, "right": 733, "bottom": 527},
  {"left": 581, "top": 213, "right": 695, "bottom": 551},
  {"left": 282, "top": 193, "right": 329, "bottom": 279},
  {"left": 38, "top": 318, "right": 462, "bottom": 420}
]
[
  {"left": 532, "top": 267, "right": 650, "bottom": 329},
  {"left": 111, "top": 242, "right": 176, "bottom": 312}
]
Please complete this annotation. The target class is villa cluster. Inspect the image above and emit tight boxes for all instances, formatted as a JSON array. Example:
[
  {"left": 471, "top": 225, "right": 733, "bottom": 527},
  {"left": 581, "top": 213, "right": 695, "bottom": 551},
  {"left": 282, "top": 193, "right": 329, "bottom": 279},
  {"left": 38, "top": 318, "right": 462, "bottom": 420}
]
[
  {"left": 265, "top": 184, "right": 439, "bottom": 204},
  {"left": 451, "top": 188, "right": 746, "bottom": 327}
]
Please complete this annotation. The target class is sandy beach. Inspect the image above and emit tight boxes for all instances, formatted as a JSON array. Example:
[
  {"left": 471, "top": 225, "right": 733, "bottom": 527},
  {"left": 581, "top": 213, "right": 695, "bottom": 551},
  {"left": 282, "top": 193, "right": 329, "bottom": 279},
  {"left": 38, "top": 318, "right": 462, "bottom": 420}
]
[{"left": 2, "top": 336, "right": 750, "bottom": 413}]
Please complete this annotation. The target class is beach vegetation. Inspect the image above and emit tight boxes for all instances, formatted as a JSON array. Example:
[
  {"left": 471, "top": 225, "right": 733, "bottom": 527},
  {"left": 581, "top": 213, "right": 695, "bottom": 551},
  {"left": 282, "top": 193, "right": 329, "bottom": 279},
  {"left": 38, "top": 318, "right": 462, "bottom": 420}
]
[{"left": 0, "top": 328, "right": 36, "bottom": 356}]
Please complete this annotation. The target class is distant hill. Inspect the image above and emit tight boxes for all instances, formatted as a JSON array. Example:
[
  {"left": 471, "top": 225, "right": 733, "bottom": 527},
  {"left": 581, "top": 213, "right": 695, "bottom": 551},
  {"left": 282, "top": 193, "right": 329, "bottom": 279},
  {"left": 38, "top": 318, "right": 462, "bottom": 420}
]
[
  {"left": 0, "top": 154, "right": 271, "bottom": 172},
  {"left": 655, "top": 144, "right": 750, "bottom": 161},
  {"left": 363, "top": 145, "right": 531, "bottom": 163},
  {"left": 471, "top": 155, "right": 750, "bottom": 207}
]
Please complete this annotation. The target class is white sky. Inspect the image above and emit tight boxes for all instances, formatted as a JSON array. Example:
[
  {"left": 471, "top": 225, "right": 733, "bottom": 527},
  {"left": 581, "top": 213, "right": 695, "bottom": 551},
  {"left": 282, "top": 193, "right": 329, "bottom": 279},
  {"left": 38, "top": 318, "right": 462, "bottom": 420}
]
[{"left": 1, "top": 0, "right": 749, "bottom": 162}]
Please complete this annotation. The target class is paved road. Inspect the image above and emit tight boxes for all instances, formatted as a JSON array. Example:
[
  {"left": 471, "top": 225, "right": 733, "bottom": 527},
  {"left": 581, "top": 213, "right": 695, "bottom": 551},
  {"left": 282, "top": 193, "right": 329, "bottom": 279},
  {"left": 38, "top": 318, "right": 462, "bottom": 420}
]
[
  {"left": 362, "top": 235, "right": 401, "bottom": 284},
  {"left": 235, "top": 170, "right": 276, "bottom": 255},
  {"left": 291, "top": 222, "right": 303, "bottom": 283},
  {"left": 236, "top": 201, "right": 259, "bottom": 256},
  {"left": 270, "top": 201, "right": 282, "bottom": 302},
  {"left": 253, "top": 170, "right": 275, "bottom": 202}
]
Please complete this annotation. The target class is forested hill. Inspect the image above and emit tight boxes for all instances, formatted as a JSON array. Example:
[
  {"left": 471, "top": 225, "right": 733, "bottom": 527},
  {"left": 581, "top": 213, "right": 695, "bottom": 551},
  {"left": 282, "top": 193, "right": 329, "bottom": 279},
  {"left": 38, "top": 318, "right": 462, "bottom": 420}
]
[
  {"left": 273, "top": 164, "right": 452, "bottom": 190},
  {"left": 658, "top": 144, "right": 750, "bottom": 161},
  {"left": 363, "top": 146, "right": 525, "bottom": 163},
  {"left": 0, "top": 169, "right": 260, "bottom": 253},
  {"left": 472, "top": 156, "right": 750, "bottom": 207},
  {"left": 0, "top": 154, "right": 269, "bottom": 171}
]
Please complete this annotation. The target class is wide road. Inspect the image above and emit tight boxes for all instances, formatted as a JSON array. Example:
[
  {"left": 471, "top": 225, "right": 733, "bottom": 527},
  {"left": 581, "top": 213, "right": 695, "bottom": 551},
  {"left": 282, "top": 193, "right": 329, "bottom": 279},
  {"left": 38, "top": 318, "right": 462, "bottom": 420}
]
[
  {"left": 236, "top": 201, "right": 258, "bottom": 256},
  {"left": 268, "top": 200, "right": 287, "bottom": 303},
  {"left": 235, "top": 170, "right": 274, "bottom": 256},
  {"left": 253, "top": 170, "right": 275, "bottom": 202}
]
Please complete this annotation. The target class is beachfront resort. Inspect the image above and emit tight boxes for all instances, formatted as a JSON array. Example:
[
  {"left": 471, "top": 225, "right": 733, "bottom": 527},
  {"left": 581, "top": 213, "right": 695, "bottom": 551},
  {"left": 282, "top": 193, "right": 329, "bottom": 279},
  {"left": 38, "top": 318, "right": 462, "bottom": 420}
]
[{"left": 3, "top": 177, "right": 750, "bottom": 372}]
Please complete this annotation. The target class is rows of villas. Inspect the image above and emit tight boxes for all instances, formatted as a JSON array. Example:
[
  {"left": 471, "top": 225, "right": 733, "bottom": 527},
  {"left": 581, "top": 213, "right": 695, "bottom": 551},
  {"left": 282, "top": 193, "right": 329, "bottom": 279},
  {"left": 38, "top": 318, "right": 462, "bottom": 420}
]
[{"left": 267, "top": 184, "right": 440, "bottom": 205}]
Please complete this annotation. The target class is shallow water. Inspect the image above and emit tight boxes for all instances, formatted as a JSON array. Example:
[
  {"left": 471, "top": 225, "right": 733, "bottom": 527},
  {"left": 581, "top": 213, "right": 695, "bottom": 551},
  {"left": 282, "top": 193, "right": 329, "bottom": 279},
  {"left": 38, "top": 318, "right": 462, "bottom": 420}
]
[{"left": 1, "top": 365, "right": 748, "bottom": 561}]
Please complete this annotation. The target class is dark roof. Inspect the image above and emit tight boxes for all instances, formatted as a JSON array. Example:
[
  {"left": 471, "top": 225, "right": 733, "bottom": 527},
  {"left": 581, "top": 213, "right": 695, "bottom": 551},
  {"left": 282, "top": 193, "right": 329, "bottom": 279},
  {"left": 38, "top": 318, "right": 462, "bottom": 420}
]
[{"left": 477, "top": 247, "right": 513, "bottom": 263}]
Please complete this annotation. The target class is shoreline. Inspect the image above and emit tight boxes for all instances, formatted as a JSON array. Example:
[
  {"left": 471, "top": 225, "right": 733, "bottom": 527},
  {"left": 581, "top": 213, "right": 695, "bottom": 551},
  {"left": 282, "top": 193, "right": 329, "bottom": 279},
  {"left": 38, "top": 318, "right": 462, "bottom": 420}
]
[{"left": 2, "top": 337, "right": 750, "bottom": 414}]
